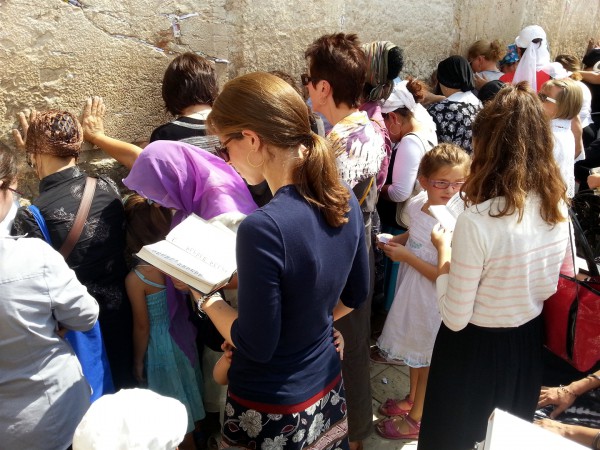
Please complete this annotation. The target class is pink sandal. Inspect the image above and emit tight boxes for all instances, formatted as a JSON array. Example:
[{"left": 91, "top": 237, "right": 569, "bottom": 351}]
[
  {"left": 378, "top": 395, "right": 414, "bottom": 416},
  {"left": 375, "top": 415, "right": 421, "bottom": 440}
]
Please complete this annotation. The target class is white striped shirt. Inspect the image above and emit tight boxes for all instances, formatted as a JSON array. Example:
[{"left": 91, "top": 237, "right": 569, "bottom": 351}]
[{"left": 436, "top": 195, "right": 569, "bottom": 331}]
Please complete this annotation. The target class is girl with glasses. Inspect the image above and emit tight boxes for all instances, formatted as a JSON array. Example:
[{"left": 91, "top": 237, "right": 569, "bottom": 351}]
[{"left": 375, "top": 143, "right": 470, "bottom": 441}]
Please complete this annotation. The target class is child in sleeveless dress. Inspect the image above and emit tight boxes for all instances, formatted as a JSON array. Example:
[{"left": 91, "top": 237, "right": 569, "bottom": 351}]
[
  {"left": 124, "top": 194, "right": 205, "bottom": 450},
  {"left": 375, "top": 144, "right": 471, "bottom": 440}
]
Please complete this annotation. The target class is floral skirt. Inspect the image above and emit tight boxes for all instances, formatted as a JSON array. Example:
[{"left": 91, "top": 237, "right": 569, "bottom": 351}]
[{"left": 221, "top": 374, "right": 349, "bottom": 450}]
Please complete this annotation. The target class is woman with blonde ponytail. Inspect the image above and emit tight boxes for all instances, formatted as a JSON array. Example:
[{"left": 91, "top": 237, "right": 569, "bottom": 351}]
[{"left": 197, "top": 71, "right": 369, "bottom": 450}]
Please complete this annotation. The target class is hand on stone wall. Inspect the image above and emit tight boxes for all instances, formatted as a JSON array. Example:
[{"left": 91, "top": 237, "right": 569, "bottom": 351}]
[
  {"left": 12, "top": 109, "right": 36, "bottom": 150},
  {"left": 81, "top": 96, "right": 106, "bottom": 146}
]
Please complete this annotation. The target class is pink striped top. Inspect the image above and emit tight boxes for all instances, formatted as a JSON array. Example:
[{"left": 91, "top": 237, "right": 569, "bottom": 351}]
[{"left": 436, "top": 195, "right": 569, "bottom": 330}]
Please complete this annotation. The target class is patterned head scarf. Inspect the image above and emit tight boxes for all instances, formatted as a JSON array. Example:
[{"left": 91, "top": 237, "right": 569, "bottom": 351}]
[
  {"left": 362, "top": 41, "right": 400, "bottom": 102},
  {"left": 437, "top": 56, "right": 475, "bottom": 92},
  {"left": 499, "top": 43, "right": 520, "bottom": 66},
  {"left": 26, "top": 110, "right": 83, "bottom": 157}
]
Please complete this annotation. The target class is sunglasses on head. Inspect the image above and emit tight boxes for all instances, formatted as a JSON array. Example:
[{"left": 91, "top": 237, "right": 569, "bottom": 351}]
[
  {"left": 300, "top": 73, "right": 313, "bottom": 86},
  {"left": 538, "top": 93, "right": 557, "bottom": 104}
]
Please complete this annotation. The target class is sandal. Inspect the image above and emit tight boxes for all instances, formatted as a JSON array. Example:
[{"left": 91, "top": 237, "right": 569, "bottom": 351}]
[
  {"left": 378, "top": 395, "right": 413, "bottom": 416},
  {"left": 375, "top": 415, "right": 420, "bottom": 440},
  {"left": 369, "top": 347, "right": 406, "bottom": 366}
]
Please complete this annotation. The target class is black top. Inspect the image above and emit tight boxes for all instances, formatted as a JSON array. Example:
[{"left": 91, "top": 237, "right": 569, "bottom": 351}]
[
  {"left": 11, "top": 166, "right": 128, "bottom": 313},
  {"left": 149, "top": 116, "right": 220, "bottom": 152}
]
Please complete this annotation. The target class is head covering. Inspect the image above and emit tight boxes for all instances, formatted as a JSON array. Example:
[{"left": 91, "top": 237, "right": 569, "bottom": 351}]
[
  {"left": 362, "top": 41, "right": 401, "bottom": 102},
  {"left": 72, "top": 389, "right": 187, "bottom": 450},
  {"left": 499, "top": 43, "right": 519, "bottom": 66},
  {"left": 123, "top": 140, "right": 257, "bottom": 364},
  {"left": 381, "top": 80, "right": 437, "bottom": 136},
  {"left": 512, "top": 25, "right": 551, "bottom": 91},
  {"left": 544, "top": 62, "right": 572, "bottom": 80},
  {"left": 436, "top": 56, "right": 475, "bottom": 92},
  {"left": 26, "top": 110, "right": 83, "bottom": 157},
  {"left": 582, "top": 49, "right": 600, "bottom": 70},
  {"left": 477, "top": 80, "right": 505, "bottom": 103},
  {"left": 123, "top": 140, "right": 257, "bottom": 227}
]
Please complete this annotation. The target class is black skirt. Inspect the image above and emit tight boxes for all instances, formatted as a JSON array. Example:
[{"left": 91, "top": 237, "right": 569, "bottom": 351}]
[{"left": 417, "top": 315, "right": 543, "bottom": 450}]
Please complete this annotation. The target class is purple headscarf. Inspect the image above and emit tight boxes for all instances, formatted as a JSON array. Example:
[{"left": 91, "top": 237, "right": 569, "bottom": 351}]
[{"left": 124, "top": 141, "right": 257, "bottom": 364}]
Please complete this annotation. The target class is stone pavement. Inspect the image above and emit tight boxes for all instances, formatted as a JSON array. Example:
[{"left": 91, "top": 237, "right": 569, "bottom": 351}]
[
  {"left": 365, "top": 308, "right": 418, "bottom": 449},
  {"left": 365, "top": 351, "right": 418, "bottom": 450}
]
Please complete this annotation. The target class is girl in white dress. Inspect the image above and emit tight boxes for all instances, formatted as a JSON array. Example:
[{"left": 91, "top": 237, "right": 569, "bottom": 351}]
[{"left": 375, "top": 143, "right": 471, "bottom": 440}]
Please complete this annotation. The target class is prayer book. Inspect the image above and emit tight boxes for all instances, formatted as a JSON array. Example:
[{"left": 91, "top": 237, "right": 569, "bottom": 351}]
[
  {"left": 136, "top": 214, "right": 237, "bottom": 294},
  {"left": 428, "top": 192, "right": 466, "bottom": 232},
  {"left": 475, "top": 408, "right": 586, "bottom": 449}
]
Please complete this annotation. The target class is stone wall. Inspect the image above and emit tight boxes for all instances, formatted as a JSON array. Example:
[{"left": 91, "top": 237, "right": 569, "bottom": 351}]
[{"left": 1, "top": 0, "right": 599, "bottom": 194}]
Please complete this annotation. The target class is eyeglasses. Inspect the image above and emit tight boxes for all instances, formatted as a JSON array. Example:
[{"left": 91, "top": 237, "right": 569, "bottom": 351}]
[
  {"left": 7, "top": 186, "right": 24, "bottom": 198},
  {"left": 428, "top": 179, "right": 465, "bottom": 190},
  {"left": 215, "top": 137, "right": 235, "bottom": 163},
  {"left": 300, "top": 73, "right": 312, "bottom": 86},
  {"left": 538, "top": 93, "right": 557, "bottom": 104}
]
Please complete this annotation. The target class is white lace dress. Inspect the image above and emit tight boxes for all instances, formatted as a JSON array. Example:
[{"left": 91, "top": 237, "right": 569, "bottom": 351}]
[{"left": 376, "top": 191, "right": 441, "bottom": 367}]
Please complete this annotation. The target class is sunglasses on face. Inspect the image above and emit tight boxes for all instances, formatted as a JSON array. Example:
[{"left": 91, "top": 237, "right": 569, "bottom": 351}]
[
  {"left": 538, "top": 93, "right": 557, "bottom": 104},
  {"left": 428, "top": 179, "right": 465, "bottom": 190},
  {"left": 215, "top": 136, "right": 235, "bottom": 163},
  {"left": 300, "top": 73, "right": 312, "bottom": 86}
]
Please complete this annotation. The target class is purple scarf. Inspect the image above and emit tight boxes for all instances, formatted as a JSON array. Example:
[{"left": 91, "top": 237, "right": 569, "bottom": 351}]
[{"left": 124, "top": 141, "right": 257, "bottom": 364}]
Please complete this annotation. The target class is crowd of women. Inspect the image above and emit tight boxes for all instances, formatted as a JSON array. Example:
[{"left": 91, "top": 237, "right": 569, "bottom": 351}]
[{"left": 1, "top": 22, "right": 599, "bottom": 450}]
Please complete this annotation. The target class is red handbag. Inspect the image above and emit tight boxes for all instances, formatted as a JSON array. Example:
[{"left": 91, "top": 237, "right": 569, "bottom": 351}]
[{"left": 543, "top": 211, "right": 600, "bottom": 372}]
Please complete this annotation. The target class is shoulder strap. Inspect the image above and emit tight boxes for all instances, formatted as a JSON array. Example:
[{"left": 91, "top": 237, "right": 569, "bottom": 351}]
[
  {"left": 404, "top": 132, "right": 435, "bottom": 151},
  {"left": 59, "top": 177, "right": 97, "bottom": 259},
  {"left": 27, "top": 205, "right": 52, "bottom": 244},
  {"left": 134, "top": 268, "right": 167, "bottom": 289}
]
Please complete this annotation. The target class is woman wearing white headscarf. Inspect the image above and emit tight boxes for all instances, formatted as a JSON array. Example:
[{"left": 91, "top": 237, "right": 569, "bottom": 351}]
[
  {"left": 372, "top": 79, "right": 438, "bottom": 314},
  {"left": 500, "top": 25, "right": 552, "bottom": 92},
  {"left": 378, "top": 78, "right": 437, "bottom": 230}
]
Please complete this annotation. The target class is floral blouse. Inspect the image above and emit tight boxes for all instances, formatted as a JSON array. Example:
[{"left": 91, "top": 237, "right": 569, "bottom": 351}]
[{"left": 427, "top": 95, "right": 481, "bottom": 154}]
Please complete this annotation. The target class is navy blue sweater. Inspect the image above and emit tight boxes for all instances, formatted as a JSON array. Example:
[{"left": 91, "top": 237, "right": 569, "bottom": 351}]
[{"left": 229, "top": 185, "right": 369, "bottom": 406}]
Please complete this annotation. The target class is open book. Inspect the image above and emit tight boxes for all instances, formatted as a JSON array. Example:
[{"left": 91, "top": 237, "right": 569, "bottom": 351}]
[
  {"left": 136, "top": 214, "right": 237, "bottom": 295},
  {"left": 475, "top": 408, "right": 586, "bottom": 449},
  {"left": 428, "top": 192, "right": 466, "bottom": 232}
]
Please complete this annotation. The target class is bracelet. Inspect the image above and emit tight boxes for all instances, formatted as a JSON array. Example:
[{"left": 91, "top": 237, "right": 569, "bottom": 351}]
[
  {"left": 592, "top": 431, "right": 600, "bottom": 450},
  {"left": 558, "top": 385, "right": 578, "bottom": 397},
  {"left": 196, "top": 292, "right": 223, "bottom": 316}
]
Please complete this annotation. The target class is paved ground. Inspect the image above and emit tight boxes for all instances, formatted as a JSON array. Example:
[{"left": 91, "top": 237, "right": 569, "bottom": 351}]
[
  {"left": 366, "top": 358, "right": 418, "bottom": 449},
  {"left": 365, "top": 310, "right": 418, "bottom": 449}
]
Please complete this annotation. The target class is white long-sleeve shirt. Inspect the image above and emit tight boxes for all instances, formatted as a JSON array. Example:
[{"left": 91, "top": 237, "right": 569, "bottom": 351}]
[
  {"left": 436, "top": 195, "right": 569, "bottom": 331},
  {"left": 387, "top": 133, "right": 437, "bottom": 203},
  {"left": 551, "top": 118, "right": 576, "bottom": 199}
]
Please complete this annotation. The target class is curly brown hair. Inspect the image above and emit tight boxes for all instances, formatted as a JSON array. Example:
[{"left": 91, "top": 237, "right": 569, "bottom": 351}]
[{"left": 464, "top": 82, "right": 567, "bottom": 224}]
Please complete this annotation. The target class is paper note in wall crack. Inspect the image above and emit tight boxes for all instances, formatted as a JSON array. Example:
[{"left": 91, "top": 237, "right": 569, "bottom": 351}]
[{"left": 136, "top": 214, "right": 237, "bottom": 294}]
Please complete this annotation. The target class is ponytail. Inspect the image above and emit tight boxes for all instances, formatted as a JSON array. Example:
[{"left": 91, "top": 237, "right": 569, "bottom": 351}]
[{"left": 294, "top": 133, "right": 350, "bottom": 227}]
